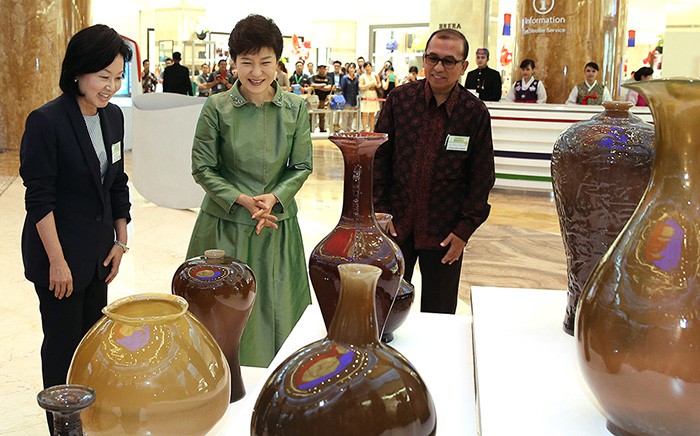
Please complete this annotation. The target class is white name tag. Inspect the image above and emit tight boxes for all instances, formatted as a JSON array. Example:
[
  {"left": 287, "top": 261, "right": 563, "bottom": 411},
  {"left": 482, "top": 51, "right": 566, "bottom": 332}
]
[
  {"left": 111, "top": 142, "right": 122, "bottom": 163},
  {"left": 445, "top": 135, "right": 470, "bottom": 152}
]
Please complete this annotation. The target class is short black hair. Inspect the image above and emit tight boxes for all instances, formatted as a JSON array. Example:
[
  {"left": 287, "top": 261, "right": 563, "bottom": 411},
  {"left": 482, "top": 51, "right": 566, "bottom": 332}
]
[
  {"left": 59, "top": 24, "right": 132, "bottom": 96},
  {"left": 172, "top": 52, "right": 182, "bottom": 62},
  {"left": 409, "top": 66, "right": 419, "bottom": 74},
  {"left": 520, "top": 59, "right": 536, "bottom": 69},
  {"left": 229, "top": 14, "right": 282, "bottom": 61},
  {"left": 333, "top": 60, "right": 342, "bottom": 66},
  {"left": 295, "top": 60, "right": 304, "bottom": 66},
  {"left": 634, "top": 67, "right": 654, "bottom": 81},
  {"left": 425, "top": 29, "right": 469, "bottom": 60},
  {"left": 142, "top": 59, "right": 149, "bottom": 66},
  {"left": 585, "top": 62, "right": 599, "bottom": 71}
]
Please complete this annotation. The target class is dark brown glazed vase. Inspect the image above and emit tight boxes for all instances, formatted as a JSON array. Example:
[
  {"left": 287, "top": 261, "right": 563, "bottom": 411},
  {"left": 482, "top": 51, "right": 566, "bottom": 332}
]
[
  {"left": 309, "top": 132, "right": 405, "bottom": 343},
  {"left": 251, "top": 264, "right": 436, "bottom": 435},
  {"left": 375, "top": 213, "right": 416, "bottom": 343},
  {"left": 37, "top": 384, "right": 95, "bottom": 436},
  {"left": 172, "top": 249, "right": 256, "bottom": 402},
  {"left": 552, "top": 100, "right": 655, "bottom": 335},
  {"left": 577, "top": 79, "right": 700, "bottom": 436}
]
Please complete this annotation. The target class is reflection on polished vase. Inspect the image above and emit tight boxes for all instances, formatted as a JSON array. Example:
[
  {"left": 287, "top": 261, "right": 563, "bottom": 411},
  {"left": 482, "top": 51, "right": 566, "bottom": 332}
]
[
  {"left": 37, "top": 384, "right": 95, "bottom": 436},
  {"left": 172, "top": 249, "right": 256, "bottom": 402},
  {"left": 375, "top": 212, "right": 416, "bottom": 342},
  {"left": 251, "top": 264, "right": 436, "bottom": 435},
  {"left": 552, "top": 101, "right": 654, "bottom": 335},
  {"left": 67, "top": 293, "right": 230, "bottom": 435},
  {"left": 309, "top": 132, "right": 405, "bottom": 342},
  {"left": 576, "top": 79, "right": 700, "bottom": 436}
]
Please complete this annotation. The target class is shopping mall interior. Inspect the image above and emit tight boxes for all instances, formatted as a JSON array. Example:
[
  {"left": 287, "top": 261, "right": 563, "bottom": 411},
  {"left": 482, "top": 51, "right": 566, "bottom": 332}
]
[{"left": 1, "top": 0, "right": 699, "bottom": 434}]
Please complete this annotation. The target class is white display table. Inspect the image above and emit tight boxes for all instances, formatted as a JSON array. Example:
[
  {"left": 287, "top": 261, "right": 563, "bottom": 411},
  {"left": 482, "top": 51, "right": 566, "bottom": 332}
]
[
  {"left": 470, "top": 286, "right": 611, "bottom": 435},
  {"left": 209, "top": 287, "right": 617, "bottom": 435},
  {"left": 210, "top": 304, "right": 476, "bottom": 435}
]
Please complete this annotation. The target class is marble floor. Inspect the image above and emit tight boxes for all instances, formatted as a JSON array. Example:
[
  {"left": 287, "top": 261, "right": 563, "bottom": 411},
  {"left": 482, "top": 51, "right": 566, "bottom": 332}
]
[{"left": 0, "top": 141, "right": 566, "bottom": 434}]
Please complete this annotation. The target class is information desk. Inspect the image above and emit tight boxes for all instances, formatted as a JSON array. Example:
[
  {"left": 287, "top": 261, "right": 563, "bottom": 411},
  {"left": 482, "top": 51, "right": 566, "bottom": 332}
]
[
  {"left": 210, "top": 304, "right": 476, "bottom": 435},
  {"left": 471, "top": 286, "right": 612, "bottom": 435},
  {"left": 485, "top": 102, "right": 653, "bottom": 192}
]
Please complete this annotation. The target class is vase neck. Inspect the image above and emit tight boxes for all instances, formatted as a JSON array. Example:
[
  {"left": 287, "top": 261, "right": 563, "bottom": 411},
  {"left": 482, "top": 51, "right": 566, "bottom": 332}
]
[
  {"left": 328, "top": 264, "right": 382, "bottom": 345},
  {"left": 629, "top": 80, "right": 700, "bottom": 198},
  {"left": 337, "top": 141, "right": 380, "bottom": 226}
]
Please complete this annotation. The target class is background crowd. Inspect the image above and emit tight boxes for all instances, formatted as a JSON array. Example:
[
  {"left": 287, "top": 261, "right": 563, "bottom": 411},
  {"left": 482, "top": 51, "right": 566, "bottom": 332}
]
[{"left": 143, "top": 45, "right": 648, "bottom": 135}]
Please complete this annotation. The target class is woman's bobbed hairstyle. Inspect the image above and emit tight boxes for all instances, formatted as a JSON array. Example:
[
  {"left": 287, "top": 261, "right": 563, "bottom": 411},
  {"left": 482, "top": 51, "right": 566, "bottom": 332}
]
[
  {"left": 60, "top": 24, "right": 132, "bottom": 96},
  {"left": 520, "top": 59, "right": 536, "bottom": 69},
  {"left": 634, "top": 67, "right": 654, "bottom": 81},
  {"left": 228, "top": 14, "right": 283, "bottom": 61}
]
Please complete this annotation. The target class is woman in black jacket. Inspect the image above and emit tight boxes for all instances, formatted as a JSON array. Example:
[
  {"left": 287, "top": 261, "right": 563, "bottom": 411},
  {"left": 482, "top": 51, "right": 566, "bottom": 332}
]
[{"left": 19, "top": 24, "right": 132, "bottom": 433}]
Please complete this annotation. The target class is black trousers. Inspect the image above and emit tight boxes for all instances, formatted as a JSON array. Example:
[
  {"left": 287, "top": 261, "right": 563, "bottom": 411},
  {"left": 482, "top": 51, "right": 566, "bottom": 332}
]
[
  {"left": 35, "top": 273, "right": 107, "bottom": 433},
  {"left": 399, "top": 236, "right": 464, "bottom": 314}
]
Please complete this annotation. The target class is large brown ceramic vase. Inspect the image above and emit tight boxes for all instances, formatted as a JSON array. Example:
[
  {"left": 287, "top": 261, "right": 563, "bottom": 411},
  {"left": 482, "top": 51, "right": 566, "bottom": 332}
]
[
  {"left": 576, "top": 79, "right": 700, "bottom": 436},
  {"left": 251, "top": 264, "right": 436, "bottom": 435},
  {"left": 552, "top": 101, "right": 655, "bottom": 335},
  {"left": 67, "top": 293, "right": 230, "bottom": 435},
  {"left": 309, "top": 132, "right": 406, "bottom": 342},
  {"left": 375, "top": 212, "right": 416, "bottom": 342},
  {"left": 172, "top": 248, "right": 256, "bottom": 402}
]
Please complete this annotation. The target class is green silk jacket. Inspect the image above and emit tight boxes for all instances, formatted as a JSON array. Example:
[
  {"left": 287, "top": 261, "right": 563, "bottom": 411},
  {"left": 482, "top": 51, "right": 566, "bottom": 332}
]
[{"left": 191, "top": 81, "right": 313, "bottom": 224}]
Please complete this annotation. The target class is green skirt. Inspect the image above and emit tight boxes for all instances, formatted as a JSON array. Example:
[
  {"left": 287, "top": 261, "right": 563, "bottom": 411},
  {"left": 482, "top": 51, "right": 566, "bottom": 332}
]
[{"left": 187, "top": 211, "right": 311, "bottom": 367}]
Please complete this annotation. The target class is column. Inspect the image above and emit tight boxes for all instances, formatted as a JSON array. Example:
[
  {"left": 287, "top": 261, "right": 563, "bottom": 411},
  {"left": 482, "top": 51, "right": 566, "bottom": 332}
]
[
  {"left": 430, "top": 0, "right": 490, "bottom": 56},
  {"left": 514, "top": 0, "right": 628, "bottom": 103},
  {"left": 0, "top": 0, "right": 90, "bottom": 152}
]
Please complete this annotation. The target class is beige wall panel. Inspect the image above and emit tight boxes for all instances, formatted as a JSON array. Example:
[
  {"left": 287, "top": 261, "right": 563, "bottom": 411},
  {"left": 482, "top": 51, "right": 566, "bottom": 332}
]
[
  {"left": 0, "top": 0, "right": 90, "bottom": 151},
  {"left": 430, "top": 0, "right": 488, "bottom": 54}
]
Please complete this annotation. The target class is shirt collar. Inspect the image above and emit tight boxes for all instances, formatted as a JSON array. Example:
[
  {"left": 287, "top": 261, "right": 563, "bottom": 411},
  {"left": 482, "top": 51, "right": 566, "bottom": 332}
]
[
  {"left": 521, "top": 77, "right": 535, "bottom": 89},
  {"left": 230, "top": 80, "right": 284, "bottom": 108},
  {"left": 422, "top": 80, "right": 460, "bottom": 116}
]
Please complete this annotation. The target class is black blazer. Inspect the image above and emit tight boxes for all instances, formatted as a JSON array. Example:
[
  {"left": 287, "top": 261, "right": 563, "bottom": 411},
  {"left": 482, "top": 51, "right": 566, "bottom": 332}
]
[
  {"left": 20, "top": 94, "right": 131, "bottom": 290},
  {"left": 162, "top": 63, "right": 193, "bottom": 95}
]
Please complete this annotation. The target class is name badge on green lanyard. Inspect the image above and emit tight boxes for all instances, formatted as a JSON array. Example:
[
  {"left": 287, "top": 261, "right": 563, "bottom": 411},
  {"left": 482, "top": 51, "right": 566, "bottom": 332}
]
[{"left": 444, "top": 135, "right": 470, "bottom": 152}]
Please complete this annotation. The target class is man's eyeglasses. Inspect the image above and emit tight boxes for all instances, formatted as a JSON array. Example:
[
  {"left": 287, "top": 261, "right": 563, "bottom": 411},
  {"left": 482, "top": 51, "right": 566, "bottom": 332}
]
[{"left": 423, "top": 54, "right": 465, "bottom": 70}]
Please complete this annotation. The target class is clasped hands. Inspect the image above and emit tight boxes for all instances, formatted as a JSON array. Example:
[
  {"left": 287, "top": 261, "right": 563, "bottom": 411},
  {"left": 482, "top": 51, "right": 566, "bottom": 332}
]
[{"left": 238, "top": 193, "right": 279, "bottom": 235}]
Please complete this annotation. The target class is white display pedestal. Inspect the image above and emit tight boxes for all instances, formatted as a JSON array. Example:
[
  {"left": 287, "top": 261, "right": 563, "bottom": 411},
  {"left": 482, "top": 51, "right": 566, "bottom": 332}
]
[
  {"left": 209, "top": 303, "right": 476, "bottom": 435},
  {"left": 470, "top": 286, "right": 612, "bottom": 435}
]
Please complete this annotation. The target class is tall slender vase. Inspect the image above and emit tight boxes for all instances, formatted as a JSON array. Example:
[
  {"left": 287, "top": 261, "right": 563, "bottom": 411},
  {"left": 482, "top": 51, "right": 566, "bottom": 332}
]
[
  {"left": 552, "top": 101, "right": 655, "bottom": 335},
  {"left": 67, "top": 293, "right": 231, "bottom": 435},
  {"left": 251, "top": 264, "right": 436, "bottom": 435},
  {"left": 309, "top": 132, "right": 405, "bottom": 342},
  {"left": 576, "top": 79, "right": 700, "bottom": 436},
  {"left": 37, "top": 384, "right": 95, "bottom": 436}
]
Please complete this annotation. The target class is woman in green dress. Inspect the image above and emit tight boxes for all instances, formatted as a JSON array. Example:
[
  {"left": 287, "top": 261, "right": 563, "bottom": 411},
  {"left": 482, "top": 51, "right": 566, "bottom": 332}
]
[{"left": 187, "top": 14, "right": 313, "bottom": 367}]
